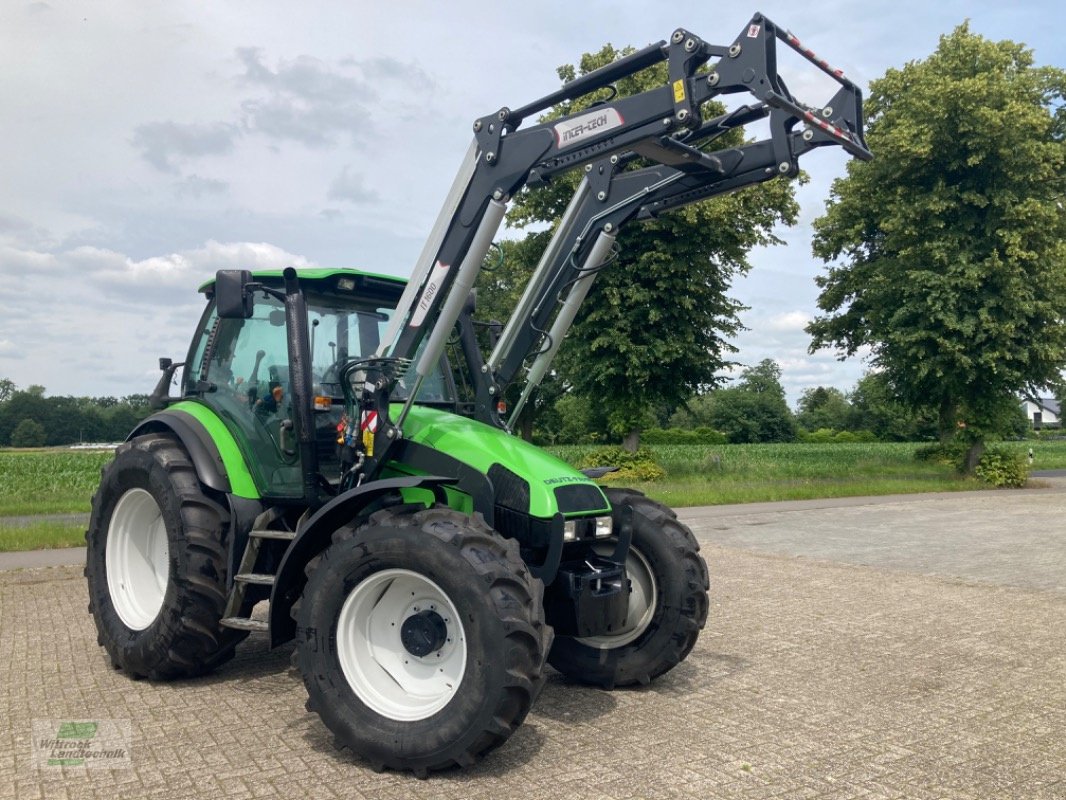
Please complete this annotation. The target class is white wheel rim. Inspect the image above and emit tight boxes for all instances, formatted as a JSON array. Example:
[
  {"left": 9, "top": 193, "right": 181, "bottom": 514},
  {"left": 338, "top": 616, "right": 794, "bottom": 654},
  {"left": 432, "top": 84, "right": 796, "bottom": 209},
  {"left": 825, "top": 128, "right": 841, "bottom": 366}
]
[
  {"left": 336, "top": 568, "right": 467, "bottom": 722},
  {"left": 576, "top": 544, "right": 657, "bottom": 649},
  {"left": 105, "top": 488, "right": 170, "bottom": 631}
]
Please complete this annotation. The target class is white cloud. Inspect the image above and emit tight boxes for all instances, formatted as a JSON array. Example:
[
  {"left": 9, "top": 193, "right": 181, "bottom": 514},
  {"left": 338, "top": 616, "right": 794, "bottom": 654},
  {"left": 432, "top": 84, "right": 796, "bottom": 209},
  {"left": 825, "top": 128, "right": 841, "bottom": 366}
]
[
  {"left": 0, "top": 240, "right": 315, "bottom": 394},
  {"left": 766, "top": 311, "right": 812, "bottom": 332},
  {"left": 78, "top": 240, "right": 314, "bottom": 302},
  {"left": 0, "top": 245, "right": 60, "bottom": 275}
]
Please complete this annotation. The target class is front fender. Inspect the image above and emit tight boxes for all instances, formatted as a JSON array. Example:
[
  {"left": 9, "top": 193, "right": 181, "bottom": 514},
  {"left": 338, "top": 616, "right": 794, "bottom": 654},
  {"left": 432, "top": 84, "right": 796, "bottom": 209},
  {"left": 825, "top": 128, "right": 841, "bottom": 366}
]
[{"left": 268, "top": 475, "right": 452, "bottom": 647}]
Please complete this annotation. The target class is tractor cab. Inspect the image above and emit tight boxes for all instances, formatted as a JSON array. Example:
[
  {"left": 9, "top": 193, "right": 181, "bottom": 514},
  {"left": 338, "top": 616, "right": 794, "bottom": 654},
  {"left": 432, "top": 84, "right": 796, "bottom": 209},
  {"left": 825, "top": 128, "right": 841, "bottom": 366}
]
[{"left": 185, "top": 268, "right": 458, "bottom": 497}]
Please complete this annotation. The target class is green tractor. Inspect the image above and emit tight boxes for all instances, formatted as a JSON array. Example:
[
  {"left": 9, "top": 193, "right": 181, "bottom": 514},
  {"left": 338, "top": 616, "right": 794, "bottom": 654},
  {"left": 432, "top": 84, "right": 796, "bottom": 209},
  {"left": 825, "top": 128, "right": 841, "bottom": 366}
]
[{"left": 85, "top": 15, "right": 870, "bottom": 776}]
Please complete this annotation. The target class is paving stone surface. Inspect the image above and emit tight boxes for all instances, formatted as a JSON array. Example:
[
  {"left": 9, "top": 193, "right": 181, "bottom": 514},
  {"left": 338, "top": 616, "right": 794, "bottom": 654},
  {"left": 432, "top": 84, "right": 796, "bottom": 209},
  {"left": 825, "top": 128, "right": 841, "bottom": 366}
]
[{"left": 2, "top": 488, "right": 1064, "bottom": 799}]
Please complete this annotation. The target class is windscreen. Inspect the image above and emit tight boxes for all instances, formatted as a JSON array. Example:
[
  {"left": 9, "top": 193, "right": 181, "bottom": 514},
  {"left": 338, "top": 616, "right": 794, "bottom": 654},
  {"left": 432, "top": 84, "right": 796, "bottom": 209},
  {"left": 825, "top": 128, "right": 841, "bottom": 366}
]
[{"left": 306, "top": 292, "right": 454, "bottom": 405}]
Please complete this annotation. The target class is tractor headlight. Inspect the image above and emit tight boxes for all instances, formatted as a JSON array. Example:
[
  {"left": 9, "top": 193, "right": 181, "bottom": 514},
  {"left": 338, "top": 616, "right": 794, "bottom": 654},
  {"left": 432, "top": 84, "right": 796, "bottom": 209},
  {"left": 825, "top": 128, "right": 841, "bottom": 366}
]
[
  {"left": 563, "top": 520, "right": 578, "bottom": 542},
  {"left": 594, "top": 516, "right": 613, "bottom": 538},
  {"left": 562, "top": 517, "right": 612, "bottom": 541}
]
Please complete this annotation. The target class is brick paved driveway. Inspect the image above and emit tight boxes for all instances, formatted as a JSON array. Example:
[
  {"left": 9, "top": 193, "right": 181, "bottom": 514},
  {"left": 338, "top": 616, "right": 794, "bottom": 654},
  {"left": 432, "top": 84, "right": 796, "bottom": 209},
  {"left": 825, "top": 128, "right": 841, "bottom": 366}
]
[{"left": 3, "top": 487, "right": 1064, "bottom": 799}]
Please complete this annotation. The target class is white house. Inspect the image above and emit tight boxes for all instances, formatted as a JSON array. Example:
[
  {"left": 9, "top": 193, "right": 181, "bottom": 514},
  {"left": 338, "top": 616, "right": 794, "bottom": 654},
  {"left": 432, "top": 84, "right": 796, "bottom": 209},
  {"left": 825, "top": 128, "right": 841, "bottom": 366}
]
[{"left": 1020, "top": 397, "right": 1061, "bottom": 428}]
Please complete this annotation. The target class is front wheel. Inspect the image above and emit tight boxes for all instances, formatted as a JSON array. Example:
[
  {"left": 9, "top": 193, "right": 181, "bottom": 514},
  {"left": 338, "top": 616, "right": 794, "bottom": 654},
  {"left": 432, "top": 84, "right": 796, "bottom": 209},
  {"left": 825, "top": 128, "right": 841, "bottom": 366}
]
[
  {"left": 293, "top": 507, "right": 553, "bottom": 776},
  {"left": 547, "top": 488, "right": 709, "bottom": 688}
]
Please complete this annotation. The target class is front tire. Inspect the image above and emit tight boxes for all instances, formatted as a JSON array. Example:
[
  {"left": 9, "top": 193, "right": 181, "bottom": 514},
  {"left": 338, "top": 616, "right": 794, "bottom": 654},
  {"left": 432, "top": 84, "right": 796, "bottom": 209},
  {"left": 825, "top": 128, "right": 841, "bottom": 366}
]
[
  {"left": 85, "top": 433, "right": 246, "bottom": 679},
  {"left": 547, "top": 488, "right": 709, "bottom": 688},
  {"left": 293, "top": 507, "right": 552, "bottom": 776}
]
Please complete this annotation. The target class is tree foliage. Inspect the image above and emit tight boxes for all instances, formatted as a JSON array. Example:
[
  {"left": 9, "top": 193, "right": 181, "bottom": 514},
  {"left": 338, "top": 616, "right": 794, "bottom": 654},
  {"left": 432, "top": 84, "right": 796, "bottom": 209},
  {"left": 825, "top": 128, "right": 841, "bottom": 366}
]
[
  {"left": 489, "top": 44, "right": 800, "bottom": 450},
  {"left": 10, "top": 418, "right": 46, "bottom": 448},
  {"left": 807, "top": 25, "right": 1066, "bottom": 458},
  {"left": 0, "top": 381, "right": 151, "bottom": 446},
  {"left": 847, "top": 372, "right": 938, "bottom": 441},
  {"left": 795, "top": 386, "right": 853, "bottom": 433},
  {"left": 672, "top": 359, "right": 796, "bottom": 443}
]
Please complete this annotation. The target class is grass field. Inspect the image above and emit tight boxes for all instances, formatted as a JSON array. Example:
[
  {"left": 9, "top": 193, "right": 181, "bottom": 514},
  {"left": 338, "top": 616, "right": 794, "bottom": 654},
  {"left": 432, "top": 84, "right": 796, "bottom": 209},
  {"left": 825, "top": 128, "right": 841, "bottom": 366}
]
[
  {"left": 0, "top": 522, "right": 87, "bottom": 551},
  {"left": 0, "top": 448, "right": 110, "bottom": 551},
  {"left": 548, "top": 439, "right": 1066, "bottom": 507},
  {"left": 1, "top": 439, "right": 1064, "bottom": 552},
  {"left": 0, "top": 449, "right": 112, "bottom": 517}
]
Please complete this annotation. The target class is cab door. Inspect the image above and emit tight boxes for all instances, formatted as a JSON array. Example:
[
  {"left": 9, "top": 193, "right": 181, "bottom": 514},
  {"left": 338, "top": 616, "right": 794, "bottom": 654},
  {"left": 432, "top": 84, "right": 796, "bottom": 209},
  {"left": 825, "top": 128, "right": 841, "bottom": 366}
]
[{"left": 184, "top": 296, "right": 302, "bottom": 497}]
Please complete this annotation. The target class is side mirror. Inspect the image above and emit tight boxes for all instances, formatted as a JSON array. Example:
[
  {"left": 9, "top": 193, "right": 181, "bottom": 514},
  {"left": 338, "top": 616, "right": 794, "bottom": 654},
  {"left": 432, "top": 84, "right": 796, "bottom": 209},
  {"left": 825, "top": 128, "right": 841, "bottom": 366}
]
[{"left": 216, "top": 270, "right": 254, "bottom": 319}]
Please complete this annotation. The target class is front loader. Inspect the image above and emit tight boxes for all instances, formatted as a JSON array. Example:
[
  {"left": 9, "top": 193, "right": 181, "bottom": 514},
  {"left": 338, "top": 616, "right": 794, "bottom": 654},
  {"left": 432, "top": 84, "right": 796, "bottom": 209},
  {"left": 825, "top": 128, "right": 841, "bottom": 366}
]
[{"left": 85, "top": 14, "right": 870, "bottom": 776}]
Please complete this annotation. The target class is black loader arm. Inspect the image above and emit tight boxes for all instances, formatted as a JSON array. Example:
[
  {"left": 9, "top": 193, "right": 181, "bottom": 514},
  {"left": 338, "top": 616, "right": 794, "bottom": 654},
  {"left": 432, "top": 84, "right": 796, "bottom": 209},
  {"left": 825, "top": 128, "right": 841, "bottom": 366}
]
[{"left": 354, "top": 13, "right": 871, "bottom": 478}]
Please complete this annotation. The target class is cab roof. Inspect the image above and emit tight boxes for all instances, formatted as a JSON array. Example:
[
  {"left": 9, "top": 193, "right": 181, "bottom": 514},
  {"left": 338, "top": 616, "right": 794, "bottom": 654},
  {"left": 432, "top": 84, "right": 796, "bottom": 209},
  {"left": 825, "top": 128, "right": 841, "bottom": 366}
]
[{"left": 198, "top": 267, "right": 407, "bottom": 293}]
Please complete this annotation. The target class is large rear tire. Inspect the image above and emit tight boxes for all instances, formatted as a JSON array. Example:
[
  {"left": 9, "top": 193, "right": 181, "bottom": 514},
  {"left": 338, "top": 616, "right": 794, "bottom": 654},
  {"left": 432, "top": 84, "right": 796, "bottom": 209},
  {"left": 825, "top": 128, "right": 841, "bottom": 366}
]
[
  {"left": 293, "top": 506, "right": 552, "bottom": 776},
  {"left": 85, "top": 433, "right": 247, "bottom": 680},
  {"left": 547, "top": 488, "right": 709, "bottom": 688}
]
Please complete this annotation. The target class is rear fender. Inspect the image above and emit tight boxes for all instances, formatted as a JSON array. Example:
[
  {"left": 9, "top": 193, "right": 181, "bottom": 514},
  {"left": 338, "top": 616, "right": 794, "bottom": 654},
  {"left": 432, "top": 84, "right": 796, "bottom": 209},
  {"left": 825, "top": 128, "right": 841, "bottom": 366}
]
[{"left": 128, "top": 408, "right": 258, "bottom": 497}]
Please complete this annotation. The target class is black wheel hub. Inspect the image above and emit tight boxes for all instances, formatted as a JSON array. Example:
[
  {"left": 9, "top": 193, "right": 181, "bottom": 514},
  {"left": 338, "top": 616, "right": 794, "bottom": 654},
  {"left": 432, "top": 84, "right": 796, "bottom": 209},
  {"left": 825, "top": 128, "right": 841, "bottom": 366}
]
[{"left": 400, "top": 609, "right": 448, "bottom": 657}]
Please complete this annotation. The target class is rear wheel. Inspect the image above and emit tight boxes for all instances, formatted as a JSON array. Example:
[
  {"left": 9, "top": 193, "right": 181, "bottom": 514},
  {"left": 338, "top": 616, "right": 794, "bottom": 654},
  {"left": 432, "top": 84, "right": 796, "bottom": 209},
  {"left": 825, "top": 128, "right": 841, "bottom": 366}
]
[
  {"left": 547, "top": 488, "right": 709, "bottom": 688},
  {"left": 85, "top": 433, "right": 246, "bottom": 679},
  {"left": 293, "top": 507, "right": 552, "bottom": 776}
]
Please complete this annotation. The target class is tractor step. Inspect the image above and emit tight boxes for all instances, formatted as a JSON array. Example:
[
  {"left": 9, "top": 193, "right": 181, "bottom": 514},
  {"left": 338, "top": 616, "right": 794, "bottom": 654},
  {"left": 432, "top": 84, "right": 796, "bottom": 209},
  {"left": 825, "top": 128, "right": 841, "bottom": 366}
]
[
  {"left": 235, "top": 572, "right": 276, "bottom": 586},
  {"left": 222, "top": 508, "right": 291, "bottom": 635},
  {"left": 220, "top": 617, "right": 269, "bottom": 632},
  {"left": 250, "top": 528, "right": 296, "bottom": 541}
]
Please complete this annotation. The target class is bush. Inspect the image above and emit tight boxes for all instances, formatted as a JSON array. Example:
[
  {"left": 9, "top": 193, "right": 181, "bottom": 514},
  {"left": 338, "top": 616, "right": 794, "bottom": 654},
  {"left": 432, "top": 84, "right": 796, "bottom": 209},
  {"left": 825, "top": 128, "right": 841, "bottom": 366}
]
[
  {"left": 913, "top": 442, "right": 969, "bottom": 470},
  {"left": 1031, "top": 427, "right": 1066, "bottom": 441},
  {"left": 848, "top": 430, "right": 879, "bottom": 443},
  {"left": 801, "top": 428, "right": 837, "bottom": 443},
  {"left": 577, "top": 446, "right": 666, "bottom": 482},
  {"left": 642, "top": 427, "right": 727, "bottom": 445},
  {"left": 974, "top": 448, "right": 1029, "bottom": 488},
  {"left": 693, "top": 427, "right": 728, "bottom": 444},
  {"left": 798, "top": 428, "right": 879, "bottom": 443}
]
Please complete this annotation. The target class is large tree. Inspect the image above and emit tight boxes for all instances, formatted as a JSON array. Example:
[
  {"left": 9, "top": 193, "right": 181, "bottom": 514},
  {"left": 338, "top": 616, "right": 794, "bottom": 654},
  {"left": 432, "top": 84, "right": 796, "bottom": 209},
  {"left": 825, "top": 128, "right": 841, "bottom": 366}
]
[
  {"left": 716, "top": 359, "right": 796, "bottom": 443},
  {"left": 671, "top": 359, "right": 797, "bottom": 443},
  {"left": 807, "top": 24, "right": 1066, "bottom": 467},
  {"left": 795, "top": 386, "right": 853, "bottom": 433},
  {"left": 493, "top": 45, "right": 799, "bottom": 451}
]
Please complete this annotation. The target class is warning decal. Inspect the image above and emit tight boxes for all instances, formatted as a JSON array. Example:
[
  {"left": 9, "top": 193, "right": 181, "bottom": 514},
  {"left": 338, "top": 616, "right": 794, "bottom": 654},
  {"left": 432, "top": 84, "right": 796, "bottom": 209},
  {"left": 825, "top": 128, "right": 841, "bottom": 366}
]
[{"left": 360, "top": 410, "right": 379, "bottom": 433}]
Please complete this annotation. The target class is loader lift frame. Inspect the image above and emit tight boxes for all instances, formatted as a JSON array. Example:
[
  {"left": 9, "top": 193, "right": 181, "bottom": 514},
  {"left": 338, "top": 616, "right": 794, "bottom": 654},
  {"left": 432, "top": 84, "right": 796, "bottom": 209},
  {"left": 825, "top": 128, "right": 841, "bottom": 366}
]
[{"left": 343, "top": 12, "right": 869, "bottom": 495}]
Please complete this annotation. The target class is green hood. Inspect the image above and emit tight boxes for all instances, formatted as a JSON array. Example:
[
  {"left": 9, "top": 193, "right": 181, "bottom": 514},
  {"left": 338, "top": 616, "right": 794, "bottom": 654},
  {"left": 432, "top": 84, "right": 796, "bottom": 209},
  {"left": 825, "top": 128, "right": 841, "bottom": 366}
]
[{"left": 397, "top": 406, "right": 609, "bottom": 519}]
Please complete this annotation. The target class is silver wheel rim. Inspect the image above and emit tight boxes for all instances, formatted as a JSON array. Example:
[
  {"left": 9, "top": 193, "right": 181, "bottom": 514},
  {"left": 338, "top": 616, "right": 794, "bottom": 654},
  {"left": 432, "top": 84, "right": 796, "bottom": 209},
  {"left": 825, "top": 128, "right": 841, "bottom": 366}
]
[
  {"left": 576, "top": 544, "right": 657, "bottom": 649},
  {"left": 336, "top": 568, "right": 467, "bottom": 722},
  {"left": 105, "top": 488, "right": 170, "bottom": 631}
]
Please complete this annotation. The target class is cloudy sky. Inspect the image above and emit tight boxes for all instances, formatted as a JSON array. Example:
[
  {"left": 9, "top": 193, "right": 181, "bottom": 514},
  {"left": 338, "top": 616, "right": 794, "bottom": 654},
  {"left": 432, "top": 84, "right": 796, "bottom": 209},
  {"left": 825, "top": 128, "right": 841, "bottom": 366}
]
[{"left": 1, "top": 0, "right": 1062, "bottom": 406}]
